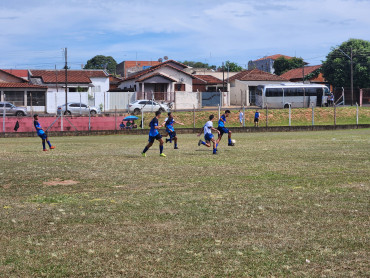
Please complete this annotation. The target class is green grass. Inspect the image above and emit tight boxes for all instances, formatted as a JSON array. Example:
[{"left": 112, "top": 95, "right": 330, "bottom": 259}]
[
  {"left": 134, "top": 106, "right": 370, "bottom": 128},
  {"left": 0, "top": 129, "right": 369, "bottom": 277}
]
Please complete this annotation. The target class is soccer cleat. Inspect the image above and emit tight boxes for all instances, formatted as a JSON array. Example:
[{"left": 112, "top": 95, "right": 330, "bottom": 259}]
[
  {"left": 174, "top": 146, "right": 179, "bottom": 149},
  {"left": 160, "top": 153, "right": 166, "bottom": 157},
  {"left": 165, "top": 139, "right": 169, "bottom": 143},
  {"left": 198, "top": 139, "right": 202, "bottom": 146},
  {"left": 50, "top": 146, "right": 55, "bottom": 149},
  {"left": 228, "top": 143, "right": 235, "bottom": 146},
  {"left": 141, "top": 152, "right": 146, "bottom": 157},
  {"left": 43, "top": 149, "right": 48, "bottom": 151}
]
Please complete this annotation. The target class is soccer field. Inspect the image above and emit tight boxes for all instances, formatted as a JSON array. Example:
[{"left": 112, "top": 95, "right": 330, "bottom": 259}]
[{"left": 0, "top": 129, "right": 369, "bottom": 277}]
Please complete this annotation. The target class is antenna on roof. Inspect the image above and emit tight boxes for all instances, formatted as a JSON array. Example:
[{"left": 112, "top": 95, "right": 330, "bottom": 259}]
[{"left": 158, "top": 58, "right": 163, "bottom": 62}]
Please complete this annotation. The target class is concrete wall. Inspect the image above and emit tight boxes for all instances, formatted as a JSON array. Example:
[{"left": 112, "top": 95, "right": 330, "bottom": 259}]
[{"left": 175, "top": 91, "right": 200, "bottom": 109}]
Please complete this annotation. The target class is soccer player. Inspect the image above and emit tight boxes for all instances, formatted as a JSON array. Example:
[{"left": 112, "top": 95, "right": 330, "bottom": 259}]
[
  {"left": 33, "top": 114, "right": 55, "bottom": 151},
  {"left": 163, "top": 112, "right": 184, "bottom": 149},
  {"left": 216, "top": 110, "right": 234, "bottom": 146},
  {"left": 197, "top": 114, "right": 220, "bottom": 155},
  {"left": 239, "top": 109, "right": 244, "bottom": 126},
  {"left": 142, "top": 111, "right": 166, "bottom": 157},
  {"left": 254, "top": 110, "right": 260, "bottom": 127}
]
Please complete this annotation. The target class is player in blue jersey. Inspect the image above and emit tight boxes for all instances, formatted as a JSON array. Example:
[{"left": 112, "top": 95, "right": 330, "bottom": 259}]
[
  {"left": 163, "top": 112, "right": 184, "bottom": 149},
  {"left": 142, "top": 111, "right": 166, "bottom": 157},
  {"left": 33, "top": 114, "right": 55, "bottom": 151},
  {"left": 254, "top": 110, "right": 260, "bottom": 127},
  {"left": 197, "top": 115, "right": 220, "bottom": 154},
  {"left": 216, "top": 110, "right": 234, "bottom": 146}
]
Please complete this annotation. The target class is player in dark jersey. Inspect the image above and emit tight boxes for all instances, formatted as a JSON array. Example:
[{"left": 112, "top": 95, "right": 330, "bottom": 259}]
[
  {"left": 216, "top": 110, "right": 234, "bottom": 146},
  {"left": 163, "top": 112, "right": 184, "bottom": 149},
  {"left": 33, "top": 114, "right": 55, "bottom": 151},
  {"left": 141, "top": 111, "right": 166, "bottom": 157}
]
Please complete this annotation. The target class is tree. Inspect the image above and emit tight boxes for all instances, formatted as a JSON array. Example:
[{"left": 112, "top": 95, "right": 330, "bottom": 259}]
[
  {"left": 273, "top": 57, "right": 305, "bottom": 76},
  {"left": 322, "top": 39, "right": 370, "bottom": 88},
  {"left": 84, "top": 55, "right": 117, "bottom": 74},
  {"left": 181, "top": 61, "right": 216, "bottom": 70},
  {"left": 224, "top": 61, "right": 243, "bottom": 72}
]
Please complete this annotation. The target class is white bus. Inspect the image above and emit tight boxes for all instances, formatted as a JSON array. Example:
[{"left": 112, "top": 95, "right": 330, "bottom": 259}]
[{"left": 256, "top": 83, "right": 330, "bottom": 108}]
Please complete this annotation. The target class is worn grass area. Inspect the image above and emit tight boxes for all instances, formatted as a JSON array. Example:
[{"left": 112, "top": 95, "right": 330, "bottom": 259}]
[
  {"left": 0, "top": 129, "right": 369, "bottom": 277},
  {"left": 135, "top": 106, "right": 370, "bottom": 128}
]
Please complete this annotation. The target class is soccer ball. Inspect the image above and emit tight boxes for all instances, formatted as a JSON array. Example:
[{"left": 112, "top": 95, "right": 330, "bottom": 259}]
[{"left": 231, "top": 139, "right": 236, "bottom": 144}]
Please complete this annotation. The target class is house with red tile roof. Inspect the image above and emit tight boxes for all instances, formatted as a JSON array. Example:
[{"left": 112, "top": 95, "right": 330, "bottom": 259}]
[
  {"left": 280, "top": 65, "right": 327, "bottom": 84},
  {"left": 228, "top": 69, "right": 288, "bottom": 106},
  {"left": 118, "top": 60, "right": 196, "bottom": 100},
  {"left": 116, "top": 61, "right": 162, "bottom": 78},
  {"left": 28, "top": 69, "right": 109, "bottom": 113},
  {"left": 248, "top": 54, "right": 294, "bottom": 74},
  {"left": 192, "top": 75, "right": 224, "bottom": 92},
  {"left": 0, "top": 69, "right": 47, "bottom": 110},
  {"left": 2, "top": 69, "right": 29, "bottom": 80}
]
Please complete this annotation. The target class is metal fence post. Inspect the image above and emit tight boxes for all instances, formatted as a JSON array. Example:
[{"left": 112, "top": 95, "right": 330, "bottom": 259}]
[
  {"left": 334, "top": 105, "right": 336, "bottom": 126},
  {"left": 88, "top": 108, "right": 91, "bottom": 131},
  {"left": 115, "top": 106, "right": 117, "bottom": 131},
  {"left": 218, "top": 104, "right": 220, "bottom": 120},
  {"left": 141, "top": 109, "right": 144, "bottom": 129},
  {"left": 265, "top": 105, "right": 268, "bottom": 127},
  {"left": 312, "top": 106, "right": 314, "bottom": 126},
  {"left": 356, "top": 102, "right": 359, "bottom": 126},
  {"left": 2, "top": 94, "right": 5, "bottom": 133},
  {"left": 193, "top": 105, "right": 195, "bottom": 129},
  {"left": 289, "top": 104, "right": 291, "bottom": 126},
  {"left": 61, "top": 110, "right": 64, "bottom": 131},
  {"left": 243, "top": 105, "right": 245, "bottom": 127}
]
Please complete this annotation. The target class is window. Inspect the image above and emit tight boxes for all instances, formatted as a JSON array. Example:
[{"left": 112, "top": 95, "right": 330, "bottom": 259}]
[
  {"left": 266, "top": 88, "right": 283, "bottom": 97},
  {"left": 27, "top": 91, "right": 46, "bottom": 106},
  {"left": 0, "top": 103, "right": 13, "bottom": 108},
  {"left": 138, "top": 101, "right": 146, "bottom": 105},
  {"left": 5, "top": 91, "right": 24, "bottom": 106},
  {"left": 175, "top": 84, "right": 185, "bottom": 91}
]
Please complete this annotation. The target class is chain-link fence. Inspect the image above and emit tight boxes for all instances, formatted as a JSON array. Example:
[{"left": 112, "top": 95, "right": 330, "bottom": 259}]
[{"left": 1, "top": 105, "right": 369, "bottom": 133}]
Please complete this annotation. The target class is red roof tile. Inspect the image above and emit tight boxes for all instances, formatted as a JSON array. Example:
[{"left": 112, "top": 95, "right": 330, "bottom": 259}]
[
  {"left": 29, "top": 70, "right": 107, "bottom": 84},
  {"left": 229, "top": 69, "right": 288, "bottom": 82},
  {"left": 0, "top": 69, "right": 28, "bottom": 82},
  {"left": 136, "top": 73, "right": 177, "bottom": 82},
  {"left": 254, "top": 54, "right": 293, "bottom": 62},
  {"left": 193, "top": 75, "right": 223, "bottom": 84},
  {"left": 0, "top": 82, "right": 47, "bottom": 89},
  {"left": 280, "top": 65, "right": 322, "bottom": 80},
  {"left": 2, "top": 69, "right": 29, "bottom": 79}
]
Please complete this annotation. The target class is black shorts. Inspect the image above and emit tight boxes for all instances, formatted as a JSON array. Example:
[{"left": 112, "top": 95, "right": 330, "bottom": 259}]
[
  {"left": 254, "top": 118, "right": 259, "bottom": 123},
  {"left": 218, "top": 127, "right": 229, "bottom": 135},
  {"left": 148, "top": 134, "right": 162, "bottom": 143},
  {"left": 168, "top": 131, "right": 176, "bottom": 138}
]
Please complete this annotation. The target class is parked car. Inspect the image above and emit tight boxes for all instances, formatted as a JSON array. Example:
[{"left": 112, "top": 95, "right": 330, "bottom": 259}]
[
  {"left": 128, "top": 100, "right": 171, "bottom": 115},
  {"left": 57, "top": 103, "right": 101, "bottom": 116},
  {"left": 0, "top": 102, "right": 27, "bottom": 116}
]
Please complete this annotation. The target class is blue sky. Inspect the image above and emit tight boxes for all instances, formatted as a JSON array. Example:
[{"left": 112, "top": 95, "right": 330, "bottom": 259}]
[{"left": 0, "top": 0, "right": 369, "bottom": 70}]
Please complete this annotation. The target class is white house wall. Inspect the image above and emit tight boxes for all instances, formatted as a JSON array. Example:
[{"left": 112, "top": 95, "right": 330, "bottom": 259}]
[
  {"left": 46, "top": 89, "right": 89, "bottom": 114},
  {"left": 155, "top": 67, "right": 193, "bottom": 92}
]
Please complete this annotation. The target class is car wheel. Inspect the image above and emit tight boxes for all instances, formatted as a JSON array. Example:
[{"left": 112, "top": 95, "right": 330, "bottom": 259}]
[
  {"left": 15, "top": 111, "right": 25, "bottom": 116},
  {"left": 284, "top": 104, "right": 290, "bottom": 109},
  {"left": 90, "top": 110, "right": 97, "bottom": 116},
  {"left": 64, "top": 110, "right": 72, "bottom": 115},
  {"left": 133, "top": 108, "right": 141, "bottom": 115}
]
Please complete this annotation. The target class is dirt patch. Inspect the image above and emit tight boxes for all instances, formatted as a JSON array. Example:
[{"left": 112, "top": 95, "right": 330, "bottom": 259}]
[{"left": 43, "top": 179, "right": 79, "bottom": 186}]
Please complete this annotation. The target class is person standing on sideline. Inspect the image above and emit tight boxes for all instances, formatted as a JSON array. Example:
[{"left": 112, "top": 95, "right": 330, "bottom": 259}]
[
  {"left": 142, "top": 111, "right": 166, "bottom": 157},
  {"left": 197, "top": 115, "right": 220, "bottom": 154},
  {"left": 33, "top": 114, "right": 55, "bottom": 151},
  {"left": 239, "top": 109, "right": 244, "bottom": 126},
  {"left": 163, "top": 112, "right": 184, "bottom": 149},
  {"left": 254, "top": 110, "right": 260, "bottom": 127},
  {"left": 216, "top": 110, "right": 234, "bottom": 146}
]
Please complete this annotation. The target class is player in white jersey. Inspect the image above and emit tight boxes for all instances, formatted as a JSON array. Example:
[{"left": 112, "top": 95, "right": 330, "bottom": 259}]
[{"left": 197, "top": 114, "right": 220, "bottom": 154}]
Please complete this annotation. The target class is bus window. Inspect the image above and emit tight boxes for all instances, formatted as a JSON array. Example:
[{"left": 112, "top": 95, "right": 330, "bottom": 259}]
[{"left": 266, "top": 88, "right": 283, "bottom": 97}]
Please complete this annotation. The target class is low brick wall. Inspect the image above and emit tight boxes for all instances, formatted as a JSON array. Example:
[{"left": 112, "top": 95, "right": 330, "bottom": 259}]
[{"left": 1, "top": 124, "right": 369, "bottom": 138}]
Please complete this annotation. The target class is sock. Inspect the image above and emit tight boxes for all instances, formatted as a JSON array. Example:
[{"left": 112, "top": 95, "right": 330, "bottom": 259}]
[
  {"left": 174, "top": 143, "right": 177, "bottom": 148},
  {"left": 228, "top": 138, "right": 232, "bottom": 144},
  {"left": 160, "top": 145, "right": 163, "bottom": 154},
  {"left": 201, "top": 141, "right": 206, "bottom": 145},
  {"left": 142, "top": 146, "right": 149, "bottom": 153},
  {"left": 47, "top": 141, "right": 52, "bottom": 148},
  {"left": 42, "top": 141, "right": 46, "bottom": 149},
  {"left": 213, "top": 148, "right": 217, "bottom": 154},
  {"left": 216, "top": 143, "right": 218, "bottom": 148}
]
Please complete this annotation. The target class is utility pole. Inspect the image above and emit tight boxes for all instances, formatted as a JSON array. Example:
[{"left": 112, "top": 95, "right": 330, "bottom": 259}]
[
  {"left": 336, "top": 47, "right": 354, "bottom": 106},
  {"left": 64, "top": 48, "right": 68, "bottom": 108}
]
